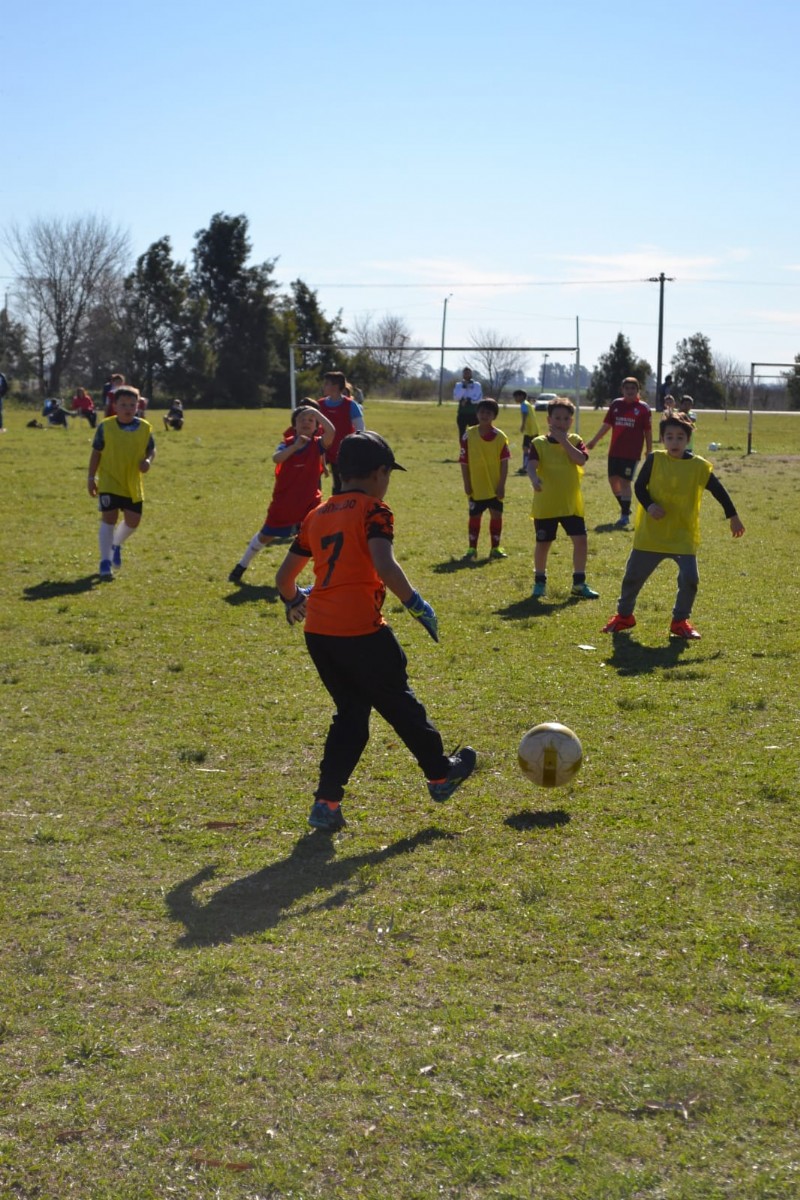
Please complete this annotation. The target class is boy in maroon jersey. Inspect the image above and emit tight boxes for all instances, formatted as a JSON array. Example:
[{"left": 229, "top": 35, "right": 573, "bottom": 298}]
[
  {"left": 586, "top": 377, "right": 652, "bottom": 528},
  {"left": 318, "top": 370, "right": 365, "bottom": 494}
]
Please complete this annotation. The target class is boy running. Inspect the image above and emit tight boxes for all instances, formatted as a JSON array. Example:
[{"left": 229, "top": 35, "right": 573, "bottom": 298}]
[
  {"left": 460, "top": 397, "right": 510, "bottom": 560},
  {"left": 528, "top": 396, "right": 598, "bottom": 600},
  {"left": 586, "top": 376, "right": 652, "bottom": 527},
  {"left": 87, "top": 386, "right": 155, "bottom": 581},
  {"left": 276, "top": 430, "right": 476, "bottom": 833},
  {"left": 601, "top": 413, "right": 744, "bottom": 640},
  {"left": 229, "top": 401, "right": 335, "bottom": 583}
]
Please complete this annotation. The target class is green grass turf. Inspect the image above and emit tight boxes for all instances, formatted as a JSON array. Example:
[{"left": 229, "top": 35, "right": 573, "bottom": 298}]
[{"left": 1, "top": 402, "right": 798, "bottom": 1198}]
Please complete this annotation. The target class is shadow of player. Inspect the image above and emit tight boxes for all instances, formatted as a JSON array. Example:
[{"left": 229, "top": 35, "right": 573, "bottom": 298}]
[{"left": 23, "top": 576, "right": 99, "bottom": 600}]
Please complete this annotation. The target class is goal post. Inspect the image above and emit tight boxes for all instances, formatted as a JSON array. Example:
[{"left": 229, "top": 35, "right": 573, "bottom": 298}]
[{"left": 747, "top": 362, "right": 797, "bottom": 454}]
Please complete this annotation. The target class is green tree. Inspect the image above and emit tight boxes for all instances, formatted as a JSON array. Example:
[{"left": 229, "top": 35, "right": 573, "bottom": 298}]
[
  {"left": 587, "top": 333, "right": 652, "bottom": 407},
  {"left": 670, "top": 333, "right": 725, "bottom": 408},
  {"left": 191, "top": 213, "right": 279, "bottom": 406},
  {"left": 784, "top": 354, "right": 800, "bottom": 410},
  {"left": 274, "top": 280, "right": 345, "bottom": 401},
  {"left": 123, "top": 237, "right": 192, "bottom": 399},
  {"left": 0, "top": 306, "right": 33, "bottom": 383}
]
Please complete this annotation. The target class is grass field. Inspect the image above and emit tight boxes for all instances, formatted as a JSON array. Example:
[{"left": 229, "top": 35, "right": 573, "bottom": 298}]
[{"left": 1, "top": 402, "right": 798, "bottom": 1199}]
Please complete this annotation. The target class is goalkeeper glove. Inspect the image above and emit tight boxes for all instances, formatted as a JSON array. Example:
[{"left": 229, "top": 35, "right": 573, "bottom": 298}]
[
  {"left": 403, "top": 590, "right": 439, "bottom": 642},
  {"left": 284, "top": 586, "right": 311, "bottom": 626}
]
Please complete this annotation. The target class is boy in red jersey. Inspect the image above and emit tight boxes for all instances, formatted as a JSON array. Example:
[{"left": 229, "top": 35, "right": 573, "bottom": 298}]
[
  {"left": 318, "top": 370, "right": 365, "bottom": 494},
  {"left": 586, "top": 377, "right": 653, "bottom": 528},
  {"left": 228, "top": 401, "right": 335, "bottom": 583},
  {"left": 460, "top": 397, "right": 511, "bottom": 559},
  {"left": 276, "top": 430, "right": 477, "bottom": 832}
]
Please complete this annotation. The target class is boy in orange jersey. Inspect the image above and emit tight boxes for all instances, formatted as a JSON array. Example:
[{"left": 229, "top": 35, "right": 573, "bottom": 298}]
[{"left": 276, "top": 430, "right": 476, "bottom": 832}]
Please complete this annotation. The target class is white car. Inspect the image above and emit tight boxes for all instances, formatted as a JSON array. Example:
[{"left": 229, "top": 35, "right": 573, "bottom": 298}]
[{"left": 534, "top": 393, "right": 559, "bottom": 412}]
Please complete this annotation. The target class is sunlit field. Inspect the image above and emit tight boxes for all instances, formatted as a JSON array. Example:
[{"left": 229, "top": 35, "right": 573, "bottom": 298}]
[{"left": 1, "top": 401, "right": 798, "bottom": 1199}]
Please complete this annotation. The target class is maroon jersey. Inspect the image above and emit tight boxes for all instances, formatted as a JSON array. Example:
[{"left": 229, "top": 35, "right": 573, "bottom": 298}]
[
  {"left": 264, "top": 434, "right": 325, "bottom": 528},
  {"left": 604, "top": 397, "right": 652, "bottom": 459}
]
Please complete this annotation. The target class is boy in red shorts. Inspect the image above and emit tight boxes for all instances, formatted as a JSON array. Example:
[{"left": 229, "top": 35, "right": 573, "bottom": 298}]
[{"left": 276, "top": 430, "right": 476, "bottom": 832}]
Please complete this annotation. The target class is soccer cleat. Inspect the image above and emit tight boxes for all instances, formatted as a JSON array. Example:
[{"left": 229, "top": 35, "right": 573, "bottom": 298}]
[
  {"left": 670, "top": 618, "right": 701, "bottom": 640},
  {"left": 490, "top": 546, "right": 508, "bottom": 559},
  {"left": 427, "top": 746, "right": 477, "bottom": 803},
  {"left": 571, "top": 582, "right": 599, "bottom": 600},
  {"left": 308, "top": 800, "right": 347, "bottom": 832},
  {"left": 601, "top": 613, "right": 636, "bottom": 633},
  {"left": 463, "top": 548, "right": 477, "bottom": 560},
  {"left": 112, "top": 544, "right": 122, "bottom": 570},
  {"left": 531, "top": 580, "right": 546, "bottom": 598},
  {"left": 516, "top": 466, "right": 528, "bottom": 475},
  {"left": 228, "top": 563, "right": 246, "bottom": 584},
  {"left": 99, "top": 560, "right": 114, "bottom": 581},
  {"left": 614, "top": 513, "right": 631, "bottom": 528}
]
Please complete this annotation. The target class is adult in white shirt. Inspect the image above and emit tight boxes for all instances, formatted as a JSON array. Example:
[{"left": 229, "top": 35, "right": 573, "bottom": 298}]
[{"left": 453, "top": 367, "right": 483, "bottom": 442}]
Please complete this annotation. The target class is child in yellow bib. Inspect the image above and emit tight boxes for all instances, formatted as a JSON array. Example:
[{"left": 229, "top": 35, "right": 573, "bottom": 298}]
[
  {"left": 527, "top": 397, "right": 598, "bottom": 600},
  {"left": 459, "top": 398, "right": 510, "bottom": 560},
  {"left": 601, "top": 413, "right": 744, "bottom": 640},
  {"left": 87, "top": 387, "right": 155, "bottom": 581}
]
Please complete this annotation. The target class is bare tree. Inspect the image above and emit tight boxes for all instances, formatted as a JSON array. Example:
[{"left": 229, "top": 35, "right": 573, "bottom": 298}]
[
  {"left": 712, "top": 351, "right": 749, "bottom": 409},
  {"left": 4, "top": 215, "right": 130, "bottom": 393},
  {"left": 469, "top": 328, "right": 527, "bottom": 400},
  {"left": 350, "top": 313, "right": 425, "bottom": 384}
]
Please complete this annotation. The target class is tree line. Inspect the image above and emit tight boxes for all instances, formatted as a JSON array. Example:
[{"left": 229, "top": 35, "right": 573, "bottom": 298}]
[{"left": 3, "top": 212, "right": 799, "bottom": 408}]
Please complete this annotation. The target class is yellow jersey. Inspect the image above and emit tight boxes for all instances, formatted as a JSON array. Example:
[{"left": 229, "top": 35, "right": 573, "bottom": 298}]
[{"left": 633, "top": 451, "right": 713, "bottom": 554}]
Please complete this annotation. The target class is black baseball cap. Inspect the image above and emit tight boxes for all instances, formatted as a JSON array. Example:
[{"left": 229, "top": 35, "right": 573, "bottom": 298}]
[{"left": 338, "top": 431, "right": 406, "bottom": 477}]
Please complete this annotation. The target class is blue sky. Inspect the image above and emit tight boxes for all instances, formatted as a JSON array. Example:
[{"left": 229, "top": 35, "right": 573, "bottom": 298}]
[{"left": 3, "top": 0, "right": 799, "bottom": 382}]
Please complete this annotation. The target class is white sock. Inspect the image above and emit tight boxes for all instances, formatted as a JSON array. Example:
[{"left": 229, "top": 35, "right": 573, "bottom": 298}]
[
  {"left": 99, "top": 522, "right": 114, "bottom": 562},
  {"left": 113, "top": 521, "right": 136, "bottom": 548},
  {"left": 240, "top": 534, "right": 264, "bottom": 567}
]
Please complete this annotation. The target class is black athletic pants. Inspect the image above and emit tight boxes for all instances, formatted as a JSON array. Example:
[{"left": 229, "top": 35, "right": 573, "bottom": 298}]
[{"left": 305, "top": 626, "right": 450, "bottom": 802}]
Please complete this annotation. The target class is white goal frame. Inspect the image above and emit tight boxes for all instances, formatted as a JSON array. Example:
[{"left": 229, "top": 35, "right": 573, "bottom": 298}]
[{"left": 748, "top": 362, "right": 797, "bottom": 454}]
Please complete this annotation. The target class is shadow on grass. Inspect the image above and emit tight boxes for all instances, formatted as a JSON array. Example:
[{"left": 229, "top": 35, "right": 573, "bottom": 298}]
[
  {"left": 604, "top": 635, "right": 696, "bottom": 676},
  {"left": 593, "top": 521, "right": 632, "bottom": 534},
  {"left": 23, "top": 576, "right": 102, "bottom": 600},
  {"left": 222, "top": 583, "right": 280, "bottom": 606},
  {"left": 166, "top": 825, "right": 455, "bottom": 946},
  {"left": 432, "top": 557, "right": 492, "bottom": 574},
  {"left": 495, "top": 597, "right": 572, "bottom": 620},
  {"left": 504, "top": 809, "right": 571, "bottom": 831}
]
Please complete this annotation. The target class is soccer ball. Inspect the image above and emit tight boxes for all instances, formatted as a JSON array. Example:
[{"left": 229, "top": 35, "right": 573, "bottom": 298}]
[{"left": 518, "top": 723, "right": 583, "bottom": 788}]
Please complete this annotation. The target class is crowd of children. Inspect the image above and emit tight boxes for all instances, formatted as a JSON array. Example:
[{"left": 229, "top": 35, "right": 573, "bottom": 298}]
[{"left": 54, "top": 363, "right": 744, "bottom": 833}]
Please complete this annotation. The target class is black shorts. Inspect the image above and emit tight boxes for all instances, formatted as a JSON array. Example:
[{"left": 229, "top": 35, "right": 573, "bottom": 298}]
[
  {"left": 607, "top": 456, "right": 639, "bottom": 481},
  {"left": 534, "top": 515, "right": 586, "bottom": 542},
  {"left": 99, "top": 493, "right": 143, "bottom": 515},
  {"left": 468, "top": 497, "right": 503, "bottom": 516}
]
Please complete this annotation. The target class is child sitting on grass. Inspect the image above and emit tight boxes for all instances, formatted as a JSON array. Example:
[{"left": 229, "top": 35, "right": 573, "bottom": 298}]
[
  {"left": 229, "top": 401, "right": 335, "bottom": 583},
  {"left": 276, "top": 430, "right": 476, "bottom": 833},
  {"left": 460, "top": 397, "right": 510, "bottom": 560},
  {"left": 527, "top": 396, "right": 598, "bottom": 600},
  {"left": 601, "top": 412, "right": 744, "bottom": 640}
]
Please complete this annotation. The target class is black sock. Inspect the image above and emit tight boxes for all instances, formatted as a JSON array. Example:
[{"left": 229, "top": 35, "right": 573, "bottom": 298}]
[
  {"left": 572, "top": 572, "right": 586, "bottom": 585},
  {"left": 535, "top": 573, "right": 546, "bottom": 584},
  {"left": 620, "top": 497, "right": 631, "bottom": 516}
]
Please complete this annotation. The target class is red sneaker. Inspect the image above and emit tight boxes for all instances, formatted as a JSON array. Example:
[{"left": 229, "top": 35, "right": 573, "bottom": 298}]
[
  {"left": 601, "top": 613, "right": 636, "bottom": 633},
  {"left": 670, "top": 619, "right": 701, "bottom": 640}
]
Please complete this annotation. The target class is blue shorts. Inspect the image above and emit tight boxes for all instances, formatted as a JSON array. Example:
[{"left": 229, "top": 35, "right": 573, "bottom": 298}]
[{"left": 259, "top": 521, "right": 299, "bottom": 540}]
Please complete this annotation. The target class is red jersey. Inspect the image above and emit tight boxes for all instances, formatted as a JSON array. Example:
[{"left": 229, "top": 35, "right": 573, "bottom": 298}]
[
  {"left": 604, "top": 397, "right": 652, "bottom": 459},
  {"left": 293, "top": 491, "right": 394, "bottom": 636},
  {"left": 318, "top": 397, "right": 360, "bottom": 463},
  {"left": 264, "top": 434, "right": 325, "bottom": 527}
]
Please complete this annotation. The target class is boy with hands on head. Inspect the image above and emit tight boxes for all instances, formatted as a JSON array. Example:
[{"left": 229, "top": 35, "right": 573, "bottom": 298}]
[{"left": 276, "top": 430, "right": 476, "bottom": 833}]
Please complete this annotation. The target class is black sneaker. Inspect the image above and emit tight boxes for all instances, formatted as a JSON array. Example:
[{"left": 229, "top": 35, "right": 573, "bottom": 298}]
[
  {"left": 228, "top": 563, "right": 245, "bottom": 584},
  {"left": 308, "top": 801, "right": 347, "bottom": 832},
  {"left": 427, "top": 747, "right": 477, "bottom": 802}
]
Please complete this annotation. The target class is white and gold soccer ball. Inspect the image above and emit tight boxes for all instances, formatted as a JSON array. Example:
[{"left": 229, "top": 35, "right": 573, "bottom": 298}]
[{"left": 518, "top": 723, "right": 583, "bottom": 788}]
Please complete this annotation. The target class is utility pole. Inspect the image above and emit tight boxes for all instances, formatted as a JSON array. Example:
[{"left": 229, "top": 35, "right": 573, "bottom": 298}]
[
  {"left": 541, "top": 353, "right": 549, "bottom": 390},
  {"left": 437, "top": 294, "right": 452, "bottom": 405},
  {"left": 648, "top": 273, "right": 675, "bottom": 409}
]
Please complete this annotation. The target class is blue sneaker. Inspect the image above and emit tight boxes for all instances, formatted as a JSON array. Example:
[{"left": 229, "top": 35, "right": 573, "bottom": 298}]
[
  {"left": 571, "top": 582, "right": 599, "bottom": 599},
  {"left": 99, "top": 559, "right": 114, "bottom": 581},
  {"left": 615, "top": 513, "right": 630, "bottom": 529},
  {"left": 427, "top": 747, "right": 477, "bottom": 802},
  {"left": 532, "top": 580, "right": 546, "bottom": 599},
  {"left": 112, "top": 544, "right": 122, "bottom": 570},
  {"left": 308, "top": 800, "right": 346, "bottom": 832}
]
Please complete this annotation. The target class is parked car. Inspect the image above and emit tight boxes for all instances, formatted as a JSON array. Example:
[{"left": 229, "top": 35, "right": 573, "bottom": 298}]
[{"left": 534, "top": 392, "right": 559, "bottom": 412}]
